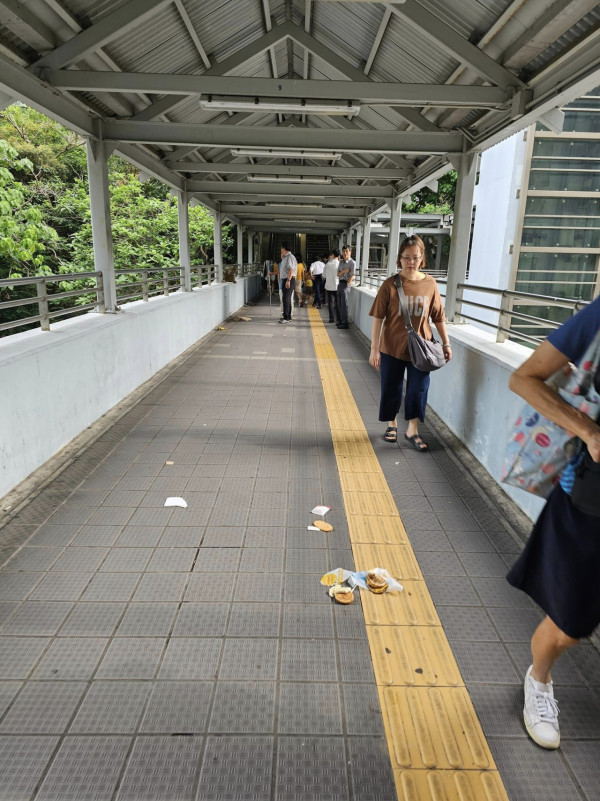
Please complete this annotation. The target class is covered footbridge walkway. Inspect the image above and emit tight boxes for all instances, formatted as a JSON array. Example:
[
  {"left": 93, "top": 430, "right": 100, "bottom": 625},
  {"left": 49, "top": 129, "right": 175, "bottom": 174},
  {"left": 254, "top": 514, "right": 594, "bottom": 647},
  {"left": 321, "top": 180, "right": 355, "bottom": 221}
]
[{"left": 1, "top": 1, "right": 600, "bottom": 800}]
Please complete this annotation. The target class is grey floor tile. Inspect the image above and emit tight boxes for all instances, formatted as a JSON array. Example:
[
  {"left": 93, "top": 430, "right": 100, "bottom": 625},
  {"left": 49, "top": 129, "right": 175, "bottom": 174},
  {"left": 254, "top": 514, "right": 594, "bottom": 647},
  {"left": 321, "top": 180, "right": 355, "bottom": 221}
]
[
  {"left": 458, "top": 550, "right": 511, "bottom": 577},
  {"left": 0, "top": 681, "right": 86, "bottom": 733},
  {"left": 240, "top": 547, "right": 285, "bottom": 573},
  {"left": 116, "top": 603, "right": 177, "bottom": 637},
  {"left": 193, "top": 547, "right": 240, "bottom": 573},
  {"left": 279, "top": 683, "right": 343, "bottom": 734},
  {"left": 426, "top": 575, "right": 481, "bottom": 607},
  {"left": 491, "top": 739, "right": 582, "bottom": 801},
  {"left": 465, "top": 683, "right": 527, "bottom": 737},
  {"left": 116, "top": 735, "right": 203, "bottom": 801},
  {"left": 50, "top": 547, "right": 108, "bottom": 572},
  {"left": 342, "top": 684, "right": 385, "bottom": 735},
  {"left": 0, "top": 681, "right": 22, "bottom": 717},
  {"left": 173, "top": 603, "right": 229, "bottom": 637},
  {"left": 100, "top": 547, "right": 153, "bottom": 572},
  {"left": 115, "top": 526, "right": 164, "bottom": 547},
  {"left": 486, "top": 606, "right": 545, "bottom": 642},
  {"left": 414, "top": 550, "right": 466, "bottom": 577},
  {"left": 69, "top": 681, "right": 152, "bottom": 734},
  {"left": 438, "top": 605, "right": 499, "bottom": 642},
  {"left": 471, "top": 576, "right": 535, "bottom": 608},
  {"left": 280, "top": 639, "right": 337, "bottom": 682},
  {"left": 0, "top": 735, "right": 60, "bottom": 799},
  {"left": 275, "top": 736, "right": 349, "bottom": 801},
  {"left": 159, "top": 526, "right": 204, "bottom": 548},
  {"left": 562, "top": 742, "right": 600, "bottom": 801},
  {"left": 59, "top": 603, "right": 126, "bottom": 637},
  {"left": 347, "top": 737, "right": 397, "bottom": 801},
  {"left": 73, "top": 525, "right": 123, "bottom": 547},
  {"left": 282, "top": 603, "right": 334, "bottom": 638},
  {"left": 140, "top": 681, "right": 213, "bottom": 734},
  {"left": 3, "top": 547, "right": 64, "bottom": 572},
  {"left": 338, "top": 640, "right": 376, "bottom": 683},
  {"left": 234, "top": 573, "right": 283, "bottom": 603},
  {"left": 201, "top": 527, "right": 245, "bottom": 548},
  {"left": 82, "top": 573, "right": 141, "bottom": 602},
  {"left": 146, "top": 548, "right": 196, "bottom": 572},
  {"left": 158, "top": 639, "right": 220, "bottom": 680},
  {"left": 1, "top": 601, "right": 74, "bottom": 636},
  {"left": 36, "top": 735, "right": 131, "bottom": 801},
  {"left": 184, "top": 573, "right": 233, "bottom": 602},
  {"left": 29, "top": 572, "right": 92, "bottom": 602},
  {"left": 32, "top": 637, "right": 107, "bottom": 680},
  {"left": 0, "top": 572, "right": 44, "bottom": 601},
  {"left": 209, "top": 681, "right": 276, "bottom": 733},
  {"left": 219, "top": 638, "right": 278, "bottom": 680},
  {"left": 96, "top": 637, "right": 165, "bottom": 679},
  {"left": 197, "top": 735, "right": 273, "bottom": 801},
  {"left": 451, "top": 641, "right": 521, "bottom": 684},
  {"left": 133, "top": 573, "right": 187, "bottom": 602}
]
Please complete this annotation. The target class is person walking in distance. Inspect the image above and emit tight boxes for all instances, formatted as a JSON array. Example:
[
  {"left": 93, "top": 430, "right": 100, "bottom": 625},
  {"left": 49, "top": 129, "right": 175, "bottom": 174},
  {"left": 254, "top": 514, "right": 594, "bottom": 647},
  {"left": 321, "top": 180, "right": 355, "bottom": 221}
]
[
  {"left": 337, "top": 245, "right": 355, "bottom": 329},
  {"left": 323, "top": 250, "right": 340, "bottom": 324},
  {"left": 310, "top": 256, "right": 325, "bottom": 308},
  {"left": 278, "top": 243, "right": 297, "bottom": 324},
  {"left": 369, "top": 235, "right": 451, "bottom": 450}
]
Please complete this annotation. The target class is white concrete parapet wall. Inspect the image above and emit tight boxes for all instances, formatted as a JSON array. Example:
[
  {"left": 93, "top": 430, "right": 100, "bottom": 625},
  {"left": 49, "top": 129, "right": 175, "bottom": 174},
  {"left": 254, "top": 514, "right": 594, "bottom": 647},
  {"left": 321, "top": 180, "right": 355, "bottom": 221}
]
[
  {"left": 350, "top": 286, "right": 545, "bottom": 521},
  {"left": 0, "top": 277, "right": 261, "bottom": 499}
]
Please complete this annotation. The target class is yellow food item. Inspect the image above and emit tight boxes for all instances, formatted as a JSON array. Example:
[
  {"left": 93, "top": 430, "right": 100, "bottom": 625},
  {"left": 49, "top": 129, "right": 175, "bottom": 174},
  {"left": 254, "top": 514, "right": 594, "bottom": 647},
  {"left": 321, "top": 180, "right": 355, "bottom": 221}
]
[{"left": 313, "top": 520, "right": 333, "bottom": 532}]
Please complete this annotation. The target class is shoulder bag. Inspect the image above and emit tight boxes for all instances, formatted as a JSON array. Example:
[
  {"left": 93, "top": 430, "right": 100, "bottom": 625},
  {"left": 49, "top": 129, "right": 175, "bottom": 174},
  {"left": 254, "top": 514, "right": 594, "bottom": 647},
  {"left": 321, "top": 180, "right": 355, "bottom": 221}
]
[
  {"left": 394, "top": 275, "right": 446, "bottom": 372},
  {"left": 502, "top": 327, "right": 600, "bottom": 498}
]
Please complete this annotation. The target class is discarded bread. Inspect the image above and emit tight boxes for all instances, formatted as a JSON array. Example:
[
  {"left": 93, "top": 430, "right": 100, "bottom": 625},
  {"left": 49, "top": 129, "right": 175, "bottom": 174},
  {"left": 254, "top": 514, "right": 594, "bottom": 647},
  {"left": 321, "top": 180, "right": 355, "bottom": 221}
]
[
  {"left": 329, "top": 584, "right": 354, "bottom": 604},
  {"left": 366, "top": 570, "right": 388, "bottom": 594},
  {"left": 313, "top": 520, "right": 333, "bottom": 532}
]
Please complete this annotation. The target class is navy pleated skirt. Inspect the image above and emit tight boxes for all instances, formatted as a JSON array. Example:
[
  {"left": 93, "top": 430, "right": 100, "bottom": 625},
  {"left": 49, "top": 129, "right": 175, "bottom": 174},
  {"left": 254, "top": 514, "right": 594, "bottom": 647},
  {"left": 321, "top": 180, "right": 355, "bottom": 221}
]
[{"left": 506, "top": 485, "right": 600, "bottom": 639}]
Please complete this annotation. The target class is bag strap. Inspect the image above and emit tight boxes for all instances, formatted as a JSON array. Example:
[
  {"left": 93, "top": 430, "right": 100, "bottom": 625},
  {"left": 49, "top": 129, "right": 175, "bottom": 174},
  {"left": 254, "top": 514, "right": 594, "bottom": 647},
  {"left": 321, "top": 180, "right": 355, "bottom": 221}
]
[{"left": 393, "top": 275, "right": 415, "bottom": 333}]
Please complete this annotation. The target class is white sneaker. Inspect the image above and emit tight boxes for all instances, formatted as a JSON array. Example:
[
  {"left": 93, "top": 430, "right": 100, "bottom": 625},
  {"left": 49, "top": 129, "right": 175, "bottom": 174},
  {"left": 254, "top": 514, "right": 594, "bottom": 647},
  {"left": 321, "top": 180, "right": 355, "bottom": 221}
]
[{"left": 523, "top": 665, "right": 560, "bottom": 749}]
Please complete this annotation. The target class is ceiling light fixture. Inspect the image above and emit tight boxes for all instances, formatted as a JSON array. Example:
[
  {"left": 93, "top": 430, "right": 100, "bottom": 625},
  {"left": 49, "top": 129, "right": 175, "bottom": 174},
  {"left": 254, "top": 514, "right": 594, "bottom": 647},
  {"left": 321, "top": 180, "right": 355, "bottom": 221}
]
[
  {"left": 231, "top": 148, "right": 342, "bottom": 161},
  {"left": 200, "top": 97, "right": 360, "bottom": 116},
  {"left": 247, "top": 175, "right": 332, "bottom": 185}
]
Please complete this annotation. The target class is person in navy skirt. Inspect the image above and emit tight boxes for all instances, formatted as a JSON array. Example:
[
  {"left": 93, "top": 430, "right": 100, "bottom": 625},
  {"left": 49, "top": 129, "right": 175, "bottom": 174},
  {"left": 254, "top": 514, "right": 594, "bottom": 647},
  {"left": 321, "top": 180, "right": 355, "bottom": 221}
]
[{"left": 507, "top": 296, "right": 600, "bottom": 750}]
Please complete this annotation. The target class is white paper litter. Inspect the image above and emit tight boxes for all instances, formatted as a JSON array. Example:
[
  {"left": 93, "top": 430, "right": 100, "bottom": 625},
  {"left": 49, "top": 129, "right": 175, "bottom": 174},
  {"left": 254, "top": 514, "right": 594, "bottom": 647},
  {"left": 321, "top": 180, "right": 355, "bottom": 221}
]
[
  {"left": 164, "top": 497, "right": 187, "bottom": 508},
  {"left": 307, "top": 526, "right": 320, "bottom": 531},
  {"left": 311, "top": 505, "right": 330, "bottom": 516}
]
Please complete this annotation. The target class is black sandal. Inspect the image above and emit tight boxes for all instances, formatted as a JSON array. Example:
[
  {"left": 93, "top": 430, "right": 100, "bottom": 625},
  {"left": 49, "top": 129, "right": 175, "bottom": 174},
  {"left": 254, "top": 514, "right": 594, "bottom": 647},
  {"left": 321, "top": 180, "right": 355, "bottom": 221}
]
[
  {"left": 404, "top": 434, "right": 428, "bottom": 452},
  {"left": 383, "top": 426, "right": 397, "bottom": 443}
]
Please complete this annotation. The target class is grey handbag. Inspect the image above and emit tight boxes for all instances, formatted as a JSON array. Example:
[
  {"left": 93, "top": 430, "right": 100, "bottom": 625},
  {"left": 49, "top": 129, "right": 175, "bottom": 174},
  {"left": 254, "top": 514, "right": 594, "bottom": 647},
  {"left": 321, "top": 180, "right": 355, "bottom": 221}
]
[{"left": 394, "top": 275, "right": 446, "bottom": 372}]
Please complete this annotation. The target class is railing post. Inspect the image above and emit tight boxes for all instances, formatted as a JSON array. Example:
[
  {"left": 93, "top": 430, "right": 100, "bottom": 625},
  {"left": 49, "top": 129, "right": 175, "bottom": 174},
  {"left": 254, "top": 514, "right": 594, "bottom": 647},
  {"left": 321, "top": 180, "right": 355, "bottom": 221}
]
[
  {"left": 37, "top": 278, "right": 50, "bottom": 331},
  {"left": 214, "top": 213, "right": 223, "bottom": 282},
  {"left": 163, "top": 269, "right": 169, "bottom": 297},
  {"left": 86, "top": 138, "right": 118, "bottom": 312},
  {"left": 497, "top": 291, "right": 511, "bottom": 343},
  {"left": 177, "top": 190, "right": 191, "bottom": 292},
  {"left": 142, "top": 269, "right": 149, "bottom": 302},
  {"left": 95, "top": 273, "right": 106, "bottom": 313}
]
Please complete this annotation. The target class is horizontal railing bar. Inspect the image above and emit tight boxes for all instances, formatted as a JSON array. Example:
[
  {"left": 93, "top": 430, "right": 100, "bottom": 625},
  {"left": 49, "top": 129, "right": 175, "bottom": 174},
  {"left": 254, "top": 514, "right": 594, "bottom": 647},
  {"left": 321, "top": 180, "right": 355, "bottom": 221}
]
[
  {"left": 0, "top": 271, "right": 100, "bottom": 287},
  {"left": 47, "top": 303, "right": 97, "bottom": 320},
  {"left": 0, "top": 295, "right": 42, "bottom": 310},
  {"left": 0, "top": 313, "right": 44, "bottom": 332}
]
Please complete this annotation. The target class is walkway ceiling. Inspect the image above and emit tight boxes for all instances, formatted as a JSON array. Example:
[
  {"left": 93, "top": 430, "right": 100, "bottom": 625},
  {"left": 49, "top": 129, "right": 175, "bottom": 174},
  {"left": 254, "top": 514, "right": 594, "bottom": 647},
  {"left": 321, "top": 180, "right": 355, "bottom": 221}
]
[{"left": 1, "top": 0, "right": 600, "bottom": 233}]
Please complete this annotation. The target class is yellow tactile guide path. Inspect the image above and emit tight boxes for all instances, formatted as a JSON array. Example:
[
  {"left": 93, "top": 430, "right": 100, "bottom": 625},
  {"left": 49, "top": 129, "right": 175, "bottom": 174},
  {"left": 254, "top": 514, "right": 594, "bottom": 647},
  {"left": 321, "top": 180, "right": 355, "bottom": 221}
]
[{"left": 308, "top": 307, "right": 510, "bottom": 801}]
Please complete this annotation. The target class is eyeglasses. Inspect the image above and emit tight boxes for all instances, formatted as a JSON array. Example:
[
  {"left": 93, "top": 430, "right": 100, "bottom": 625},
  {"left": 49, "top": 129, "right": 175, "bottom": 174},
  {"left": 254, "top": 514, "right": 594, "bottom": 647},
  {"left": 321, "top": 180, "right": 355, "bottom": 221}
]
[{"left": 400, "top": 256, "right": 421, "bottom": 263}]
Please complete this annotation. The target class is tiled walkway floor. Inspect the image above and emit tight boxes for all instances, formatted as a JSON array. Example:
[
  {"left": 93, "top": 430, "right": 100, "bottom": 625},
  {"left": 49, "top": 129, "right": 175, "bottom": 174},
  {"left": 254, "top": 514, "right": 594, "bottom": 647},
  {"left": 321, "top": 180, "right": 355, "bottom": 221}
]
[{"left": 0, "top": 297, "right": 599, "bottom": 801}]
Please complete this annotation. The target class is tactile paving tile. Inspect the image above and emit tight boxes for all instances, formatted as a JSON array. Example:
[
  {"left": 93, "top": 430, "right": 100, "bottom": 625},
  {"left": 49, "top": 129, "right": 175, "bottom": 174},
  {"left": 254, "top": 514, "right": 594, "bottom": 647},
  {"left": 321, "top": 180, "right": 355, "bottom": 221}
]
[
  {"left": 347, "top": 513, "right": 409, "bottom": 545},
  {"left": 0, "top": 735, "right": 60, "bottom": 798},
  {"left": 82, "top": 573, "right": 141, "bottom": 602},
  {"left": 219, "top": 638, "right": 278, "bottom": 680},
  {"left": 209, "top": 681, "right": 276, "bottom": 733},
  {"left": 36, "top": 735, "right": 131, "bottom": 801},
  {"left": 380, "top": 686, "right": 495, "bottom": 770},
  {"left": 0, "top": 637, "right": 49, "bottom": 678},
  {"left": 1, "top": 601, "right": 74, "bottom": 636},
  {"left": 115, "top": 735, "right": 203, "bottom": 801},
  {"left": 394, "top": 769, "right": 510, "bottom": 801},
  {"left": 279, "top": 682, "right": 343, "bottom": 734},
  {"left": 59, "top": 602, "right": 126, "bottom": 636},
  {"left": 139, "top": 681, "right": 213, "bottom": 734},
  {"left": 197, "top": 735, "right": 273, "bottom": 801},
  {"left": 360, "top": 581, "right": 440, "bottom": 627},
  {"left": 32, "top": 637, "right": 107, "bottom": 680},
  {"left": 367, "top": 626, "right": 462, "bottom": 687},
  {"left": 0, "top": 681, "right": 86, "bottom": 733},
  {"left": 69, "top": 681, "right": 152, "bottom": 733},
  {"left": 347, "top": 736, "right": 398, "bottom": 801},
  {"left": 158, "top": 638, "right": 220, "bottom": 680},
  {"left": 280, "top": 638, "right": 337, "bottom": 682},
  {"left": 353, "top": 543, "right": 422, "bottom": 581},
  {"left": 133, "top": 573, "right": 187, "bottom": 602},
  {"left": 95, "top": 637, "right": 165, "bottom": 679},
  {"left": 172, "top": 603, "right": 229, "bottom": 637},
  {"left": 275, "top": 735, "right": 349, "bottom": 801},
  {"left": 116, "top": 603, "right": 178, "bottom": 637}
]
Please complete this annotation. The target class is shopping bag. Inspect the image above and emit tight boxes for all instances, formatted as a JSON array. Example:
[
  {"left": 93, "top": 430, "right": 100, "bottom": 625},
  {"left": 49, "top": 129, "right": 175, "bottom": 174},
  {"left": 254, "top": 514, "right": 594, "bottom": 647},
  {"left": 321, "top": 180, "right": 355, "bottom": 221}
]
[{"left": 501, "top": 328, "right": 600, "bottom": 498}]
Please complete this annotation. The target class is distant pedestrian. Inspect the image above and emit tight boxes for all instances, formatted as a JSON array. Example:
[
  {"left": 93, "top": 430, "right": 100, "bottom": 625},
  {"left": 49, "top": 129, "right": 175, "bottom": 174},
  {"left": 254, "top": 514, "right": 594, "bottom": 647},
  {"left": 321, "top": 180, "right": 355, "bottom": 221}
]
[
  {"left": 295, "top": 260, "right": 305, "bottom": 308},
  {"left": 310, "top": 256, "right": 325, "bottom": 308},
  {"left": 278, "top": 243, "right": 297, "bottom": 324},
  {"left": 337, "top": 245, "right": 355, "bottom": 329},
  {"left": 323, "top": 250, "right": 340, "bottom": 324}
]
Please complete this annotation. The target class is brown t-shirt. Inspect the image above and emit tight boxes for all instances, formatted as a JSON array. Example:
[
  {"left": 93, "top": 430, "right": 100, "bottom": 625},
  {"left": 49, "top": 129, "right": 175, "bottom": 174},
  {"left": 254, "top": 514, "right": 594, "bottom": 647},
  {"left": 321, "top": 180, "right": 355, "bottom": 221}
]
[{"left": 369, "top": 273, "right": 446, "bottom": 362}]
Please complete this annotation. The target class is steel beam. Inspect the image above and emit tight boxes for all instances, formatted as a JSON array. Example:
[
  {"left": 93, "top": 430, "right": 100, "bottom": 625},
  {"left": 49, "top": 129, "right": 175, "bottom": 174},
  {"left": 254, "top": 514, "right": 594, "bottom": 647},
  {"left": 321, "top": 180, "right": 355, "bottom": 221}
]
[
  {"left": 166, "top": 161, "right": 408, "bottom": 179},
  {"left": 218, "top": 205, "right": 367, "bottom": 217},
  {"left": 34, "top": 0, "right": 173, "bottom": 69},
  {"left": 48, "top": 71, "right": 508, "bottom": 108},
  {"left": 0, "top": 0, "right": 56, "bottom": 53},
  {"left": 187, "top": 180, "right": 392, "bottom": 198},
  {"left": 389, "top": 0, "right": 525, "bottom": 89},
  {"left": 99, "top": 120, "right": 464, "bottom": 154}
]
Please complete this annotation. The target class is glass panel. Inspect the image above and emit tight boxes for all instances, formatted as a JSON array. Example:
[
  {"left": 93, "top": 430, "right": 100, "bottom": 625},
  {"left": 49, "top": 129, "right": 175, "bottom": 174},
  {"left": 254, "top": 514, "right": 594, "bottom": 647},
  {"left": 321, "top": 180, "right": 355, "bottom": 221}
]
[
  {"left": 562, "top": 111, "right": 600, "bottom": 133},
  {"left": 521, "top": 228, "right": 600, "bottom": 247},
  {"left": 525, "top": 196, "right": 600, "bottom": 215},
  {"left": 533, "top": 139, "right": 600, "bottom": 158},
  {"left": 531, "top": 158, "right": 600, "bottom": 169},
  {"left": 523, "top": 216, "right": 600, "bottom": 228},
  {"left": 528, "top": 170, "right": 600, "bottom": 191}
]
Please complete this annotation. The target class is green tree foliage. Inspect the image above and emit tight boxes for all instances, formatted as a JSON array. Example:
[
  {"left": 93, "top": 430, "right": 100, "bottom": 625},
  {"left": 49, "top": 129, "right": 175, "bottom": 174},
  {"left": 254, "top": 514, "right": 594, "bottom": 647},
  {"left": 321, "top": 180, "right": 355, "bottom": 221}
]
[
  {"left": 0, "top": 104, "right": 233, "bottom": 331},
  {"left": 403, "top": 170, "right": 457, "bottom": 215}
]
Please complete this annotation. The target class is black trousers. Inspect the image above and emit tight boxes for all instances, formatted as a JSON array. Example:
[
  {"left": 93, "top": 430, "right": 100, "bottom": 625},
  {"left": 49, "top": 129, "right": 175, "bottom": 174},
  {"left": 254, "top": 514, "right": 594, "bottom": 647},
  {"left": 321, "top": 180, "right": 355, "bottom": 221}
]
[
  {"left": 313, "top": 274, "right": 324, "bottom": 306},
  {"left": 281, "top": 277, "right": 295, "bottom": 320},
  {"left": 337, "top": 281, "right": 350, "bottom": 324},
  {"left": 326, "top": 289, "right": 338, "bottom": 321}
]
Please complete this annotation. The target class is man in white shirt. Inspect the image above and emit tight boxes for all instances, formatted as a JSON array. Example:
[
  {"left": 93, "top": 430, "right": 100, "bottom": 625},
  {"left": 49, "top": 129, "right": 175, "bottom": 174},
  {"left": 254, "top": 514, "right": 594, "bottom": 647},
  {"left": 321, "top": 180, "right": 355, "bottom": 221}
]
[
  {"left": 323, "top": 250, "right": 340, "bottom": 323},
  {"left": 278, "top": 243, "right": 297, "bottom": 324},
  {"left": 310, "top": 257, "right": 325, "bottom": 308}
]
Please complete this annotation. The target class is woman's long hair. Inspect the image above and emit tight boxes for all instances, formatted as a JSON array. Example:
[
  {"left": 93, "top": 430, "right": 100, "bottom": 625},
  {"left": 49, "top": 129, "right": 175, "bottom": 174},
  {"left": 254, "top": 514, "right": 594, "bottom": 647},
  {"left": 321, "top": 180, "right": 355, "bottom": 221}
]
[{"left": 396, "top": 235, "right": 426, "bottom": 269}]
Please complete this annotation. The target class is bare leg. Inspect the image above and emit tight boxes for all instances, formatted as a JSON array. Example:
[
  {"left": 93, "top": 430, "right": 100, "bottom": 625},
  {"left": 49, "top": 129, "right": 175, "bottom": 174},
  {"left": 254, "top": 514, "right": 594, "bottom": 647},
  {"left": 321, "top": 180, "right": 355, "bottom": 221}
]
[
  {"left": 531, "top": 616, "right": 578, "bottom": 683},
  {"left": 405, "top": 418, "right": 419, "bottom": 438}
]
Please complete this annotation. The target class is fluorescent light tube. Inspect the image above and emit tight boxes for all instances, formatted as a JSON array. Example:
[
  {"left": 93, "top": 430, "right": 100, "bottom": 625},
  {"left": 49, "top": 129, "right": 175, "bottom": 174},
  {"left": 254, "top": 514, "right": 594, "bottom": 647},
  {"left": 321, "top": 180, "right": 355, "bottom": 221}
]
[
  {"left": 231, "top": 149, "right": 342, "bottom": 161},
  {"left": 247, "top": 174, "right": 332, "bottom": 185},
  {"left": 200, "top": 98, "right": 360, "bottom": 116}
]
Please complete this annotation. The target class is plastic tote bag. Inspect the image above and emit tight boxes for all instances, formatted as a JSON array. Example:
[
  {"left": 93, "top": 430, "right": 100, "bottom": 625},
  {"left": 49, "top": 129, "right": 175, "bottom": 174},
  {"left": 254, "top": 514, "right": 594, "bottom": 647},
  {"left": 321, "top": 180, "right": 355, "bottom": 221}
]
[
  {"left": 502, "top": 327, "right": 600, "bottom": 498},
  {"left": 394, "top": 276, "right": 446, "bottom": 372}
]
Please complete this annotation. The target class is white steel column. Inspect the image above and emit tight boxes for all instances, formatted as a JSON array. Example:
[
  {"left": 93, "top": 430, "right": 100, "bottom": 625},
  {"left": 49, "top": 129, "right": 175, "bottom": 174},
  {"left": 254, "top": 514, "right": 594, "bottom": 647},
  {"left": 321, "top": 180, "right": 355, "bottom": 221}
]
[
  {"left": 177, "top": 190, "right": 191, "bottom": 292},
  {"left": 213, "top": 212, "right": 223, "bottom": 282},
  {"left": 347, "top": 228, "right": 353, "bottom": 249},
  {"left": 237, "top": 223, "right": 243, "bottom": 268},
  {"left": 446, "top": 153, "right": 478, "bottom": 320},
  {"left": 247, "top": 230, "right": 253, "bottom": 265},
  {"left": 85, "top": 139, "right": 117, "bottom": 312},
  {"left": 338, "top": 233, "right": 344, "bottom": 251},
  {"left": 360, "top": 216, "right": 371, "bottom": 285},
  {"left": 355, "top": 226, "right": 363, "bottom": 283},
  {"left": 387, "top": 194, "right": 402, "bottom": 276}
]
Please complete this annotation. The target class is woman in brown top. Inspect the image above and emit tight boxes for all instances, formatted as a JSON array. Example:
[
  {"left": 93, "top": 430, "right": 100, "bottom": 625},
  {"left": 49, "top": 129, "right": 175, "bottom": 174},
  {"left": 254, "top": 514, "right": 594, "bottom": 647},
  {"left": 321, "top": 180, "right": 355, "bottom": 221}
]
[{"left": 369, "top": 235, "right": 452, "bottom": 451}]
